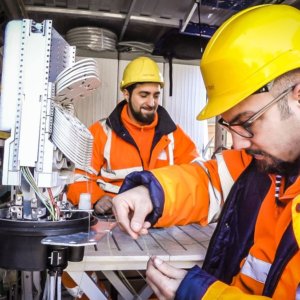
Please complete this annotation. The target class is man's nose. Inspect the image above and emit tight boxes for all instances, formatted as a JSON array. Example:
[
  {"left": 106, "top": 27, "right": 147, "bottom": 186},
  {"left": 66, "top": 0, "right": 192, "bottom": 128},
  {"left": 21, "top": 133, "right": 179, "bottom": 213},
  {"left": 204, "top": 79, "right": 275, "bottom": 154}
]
[
  {"left": 146, "top": 95, "right": 156, "bottom": 107},
  {"left": 231, "top": 132, "right": 252, "bottom": 150}
]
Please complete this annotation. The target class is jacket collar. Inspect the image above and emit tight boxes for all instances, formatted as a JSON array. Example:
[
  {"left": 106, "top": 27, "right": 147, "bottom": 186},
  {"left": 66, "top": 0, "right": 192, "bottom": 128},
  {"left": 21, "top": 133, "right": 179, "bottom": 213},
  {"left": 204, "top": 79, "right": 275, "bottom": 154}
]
[{"left": 106, "top": 99, "right": 177, "bottom": 137}]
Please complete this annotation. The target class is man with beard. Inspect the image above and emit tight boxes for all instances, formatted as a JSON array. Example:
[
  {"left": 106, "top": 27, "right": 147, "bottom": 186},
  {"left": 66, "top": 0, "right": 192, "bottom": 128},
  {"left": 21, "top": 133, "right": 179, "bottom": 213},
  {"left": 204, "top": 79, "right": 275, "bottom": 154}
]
[
  {"left": 67, "top": 56, "right": 199, "bottom": 214},
  {"left": 63, "top": 56, "right": 199, "bottom": 299},
  {"left": 112, "top": 5, "right": 300, "bottom": 300}
]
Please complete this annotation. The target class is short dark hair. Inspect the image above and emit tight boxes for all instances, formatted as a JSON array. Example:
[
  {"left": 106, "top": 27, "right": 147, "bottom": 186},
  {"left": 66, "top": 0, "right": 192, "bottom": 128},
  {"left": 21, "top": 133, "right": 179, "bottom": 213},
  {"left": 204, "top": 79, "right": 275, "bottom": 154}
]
[
  {"left": 124, "top": 83, "right": 139, "bottom": 96},
  {"left": 273, "top": 68, "right": 300, "bottom": 120}
]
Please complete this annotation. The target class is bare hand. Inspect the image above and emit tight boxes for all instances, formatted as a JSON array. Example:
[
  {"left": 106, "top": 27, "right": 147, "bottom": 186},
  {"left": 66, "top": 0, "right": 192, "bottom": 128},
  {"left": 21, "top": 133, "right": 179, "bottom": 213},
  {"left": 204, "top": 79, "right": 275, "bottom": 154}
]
[
  {"left": 94, "top": 195, "right": 113, "bottom": 214},
  {"left": 112, "top": 185, "right": 153, "bottom": 239},
  {"left": 146, "top": 257, "right": 187, "bottom": 300}
]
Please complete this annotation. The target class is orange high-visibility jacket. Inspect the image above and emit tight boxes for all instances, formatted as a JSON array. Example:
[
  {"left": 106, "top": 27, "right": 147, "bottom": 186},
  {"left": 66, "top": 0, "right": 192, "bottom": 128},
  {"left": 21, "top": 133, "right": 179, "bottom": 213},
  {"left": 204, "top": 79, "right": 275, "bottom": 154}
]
[
  {"left": 67, "top": 100, "right": 199, "bottom": 205},
  {"left": 138, "top": 149, "right": 300, "bottom": 299}
]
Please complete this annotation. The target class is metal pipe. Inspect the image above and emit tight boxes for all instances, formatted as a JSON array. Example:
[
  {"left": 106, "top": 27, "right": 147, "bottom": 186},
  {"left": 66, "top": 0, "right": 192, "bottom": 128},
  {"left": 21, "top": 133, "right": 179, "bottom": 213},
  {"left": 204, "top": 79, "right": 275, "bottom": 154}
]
[
  {"left": 56, "top": 274, "right": 62, "bottom": 300},
  {"left": 119, "top": 0, "right": 137, "bottom": 41},
  {"left": 25, "top": 6, "right": 179, "bottom": 27},
  {"left": 181, "top": 0, "right": 200, "bottom": 33},
  {"left": 42, "top": 274, "right": 49, "bottom": 300},
  {"left": 49, "top": 275, "right": 55, "bottom": 300}
]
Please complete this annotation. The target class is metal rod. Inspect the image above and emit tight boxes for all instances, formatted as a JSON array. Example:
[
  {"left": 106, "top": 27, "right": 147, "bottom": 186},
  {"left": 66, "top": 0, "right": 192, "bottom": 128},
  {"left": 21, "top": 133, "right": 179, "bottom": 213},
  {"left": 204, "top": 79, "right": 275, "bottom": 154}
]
[
  {"left": 119, "top": 0, "right": 137, "bottom": 41},
  {"left": 25, "top": 6, "right": 179, "bottom": 27},
  {"left": 56, "top": 274, "right": 62, "bottom": 300},
  {"left": 49, "top": 275, "right": 55, "bottom": 300},
  {"left": 180, "top": 0, "right": 200, "bottom": 32}
]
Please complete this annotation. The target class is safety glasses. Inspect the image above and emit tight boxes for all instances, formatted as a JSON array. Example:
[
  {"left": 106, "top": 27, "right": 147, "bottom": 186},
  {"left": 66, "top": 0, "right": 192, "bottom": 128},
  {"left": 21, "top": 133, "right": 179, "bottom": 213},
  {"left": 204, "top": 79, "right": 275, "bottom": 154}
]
[{"left": 218, "top": 85, "right": 295, "bottom": 138}]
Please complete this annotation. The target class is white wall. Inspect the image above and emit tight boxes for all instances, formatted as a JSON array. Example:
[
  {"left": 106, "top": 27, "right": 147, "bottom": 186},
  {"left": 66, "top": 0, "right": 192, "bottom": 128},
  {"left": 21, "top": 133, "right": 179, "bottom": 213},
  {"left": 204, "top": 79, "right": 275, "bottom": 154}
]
[{"left": 163, "top": 63, "right": 208, "bottom": 154}]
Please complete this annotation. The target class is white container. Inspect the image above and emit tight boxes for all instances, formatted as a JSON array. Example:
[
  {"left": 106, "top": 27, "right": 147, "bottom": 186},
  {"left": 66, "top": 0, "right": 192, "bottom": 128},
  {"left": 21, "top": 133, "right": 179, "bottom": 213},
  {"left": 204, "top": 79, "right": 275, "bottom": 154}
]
[{"left": 78, "top": 193, "right": 91, "bottom": 210}]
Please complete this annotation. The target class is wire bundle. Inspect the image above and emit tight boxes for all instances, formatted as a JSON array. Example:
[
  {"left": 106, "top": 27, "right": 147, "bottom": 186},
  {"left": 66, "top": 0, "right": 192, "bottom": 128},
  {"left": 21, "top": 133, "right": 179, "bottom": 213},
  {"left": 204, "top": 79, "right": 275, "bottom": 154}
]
[
  {"left": 117, "top": 41, "right": 154, "bottom": 53},
  {"left": 66, "top": 27, "right": 117, "bottom": 52},
  {"left": 54, "top": 58, "right": 101, "bottom": 104},
  {"left": 20, "top": 167, "right": 58, "bottom": 220},
  {"left": 51, "top": 105, "right": 93, "bottom": 172}
]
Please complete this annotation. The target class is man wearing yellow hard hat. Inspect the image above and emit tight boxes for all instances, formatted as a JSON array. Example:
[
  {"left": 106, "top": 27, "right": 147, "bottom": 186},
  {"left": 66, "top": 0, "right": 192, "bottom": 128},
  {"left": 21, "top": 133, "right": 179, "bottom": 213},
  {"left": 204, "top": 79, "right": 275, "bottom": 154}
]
[
  {"left": 63, "top": 56, "right": 199, "bottom": 297},
  {"left": 112, "top": 4, "right": 300, "bottom": 299},
  {"left": 67, "top": 56, "right": 199, "bottom": 213}
]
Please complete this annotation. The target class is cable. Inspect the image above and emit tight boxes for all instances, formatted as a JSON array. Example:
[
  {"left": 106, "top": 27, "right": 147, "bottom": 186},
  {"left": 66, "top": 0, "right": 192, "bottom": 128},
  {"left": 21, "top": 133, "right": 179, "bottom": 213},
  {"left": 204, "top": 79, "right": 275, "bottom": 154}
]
[{"left": 20, "top": 167, "right": 56, "bottom": 220}]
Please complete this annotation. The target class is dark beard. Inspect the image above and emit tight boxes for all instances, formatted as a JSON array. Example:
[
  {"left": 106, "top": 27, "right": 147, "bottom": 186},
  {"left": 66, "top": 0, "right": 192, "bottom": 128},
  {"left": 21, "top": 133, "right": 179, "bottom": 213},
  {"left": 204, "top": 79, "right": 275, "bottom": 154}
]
[
  {"left": 128, "top": 98, "right": 155, "bottom": 125},
  {"left": 246, "top": 149, "right": 300, "bottom": 176}
]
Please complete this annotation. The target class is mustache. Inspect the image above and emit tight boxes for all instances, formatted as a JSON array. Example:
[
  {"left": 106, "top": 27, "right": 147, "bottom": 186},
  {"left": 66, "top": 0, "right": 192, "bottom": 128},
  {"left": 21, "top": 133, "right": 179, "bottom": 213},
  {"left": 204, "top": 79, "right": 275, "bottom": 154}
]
[
  {"left": 141, "top": 105, "right": 156, "bottom": 110},
  {"left": 246, "top": 149, "right": 299, "bottom": 176},
  {"left": 246, "top": 149, "right": 266, "bottom": 156}
]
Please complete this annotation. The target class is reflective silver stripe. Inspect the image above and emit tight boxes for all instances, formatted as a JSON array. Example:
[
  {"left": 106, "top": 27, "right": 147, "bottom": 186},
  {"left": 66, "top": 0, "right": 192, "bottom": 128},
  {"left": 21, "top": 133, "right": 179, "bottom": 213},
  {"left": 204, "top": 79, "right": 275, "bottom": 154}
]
[
  {"left": 207, "top": 182, "right": 222, "bottom": 223},
  {"left": 240, "top": 254, "right": 271, "bottom": 283},
  {"left": 86, "top": 166, "right": 98, "bottom": 175},
  {"left": 101, "top": 166, "right": 143, "bottom": 180},
  {"left": 167, "top": 132, "right": 174, "bottom": 165},
  {"left": 98, "top": 120, "right": 175, "bottom": 192},
  {"left": 74, "top": 174, "right": 89, "bottom": 182},
  {"left": 73, "top": 167, "right": 97, "bottom": 181},
  {"left": 215, "top": 153, "right": 234, "bottom": 200},
  {"left": 97, "top": 179, "right": 120, "bottom": 194},
  {"left": 101, "top": 119, "right": 144, "bottom": 178},
  {"left": 100, "top": 120, "right": 176, "bottom": 178},
  {"left": 193, "top": 153, "right": 234, "bottom": 223},
  {"left": 193, "top": 158, "right": 222, "bottom": 223},
  {"left": 101, "top": 119, "right": 112, "bottom": 171}
]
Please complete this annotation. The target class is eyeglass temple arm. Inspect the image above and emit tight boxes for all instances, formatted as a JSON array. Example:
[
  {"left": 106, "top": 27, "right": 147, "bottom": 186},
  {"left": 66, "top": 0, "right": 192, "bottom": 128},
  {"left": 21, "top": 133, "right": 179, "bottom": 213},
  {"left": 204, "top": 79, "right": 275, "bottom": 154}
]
[{"left": 246, "top": 87, "right": 293, "bottom": 125}]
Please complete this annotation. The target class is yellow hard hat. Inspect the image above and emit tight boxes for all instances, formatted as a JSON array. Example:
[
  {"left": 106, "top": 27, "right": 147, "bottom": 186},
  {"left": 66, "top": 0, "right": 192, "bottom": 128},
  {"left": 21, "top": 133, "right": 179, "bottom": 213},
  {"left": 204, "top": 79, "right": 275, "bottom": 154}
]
[
  {"left": 120, "top": 56, "right": 164, "bottom": 90},
  {"left": 292, "top": 195, "right": 300, "bottom": 248},
  {"left": 197, "top": 4, "right": 300, "bottom": 120}
]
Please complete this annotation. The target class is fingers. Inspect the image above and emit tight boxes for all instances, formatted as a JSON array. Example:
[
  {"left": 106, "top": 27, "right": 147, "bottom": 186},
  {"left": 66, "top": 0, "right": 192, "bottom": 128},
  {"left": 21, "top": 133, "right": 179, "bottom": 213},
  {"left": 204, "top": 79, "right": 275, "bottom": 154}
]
[
  {"left": 146, "top": 257, "right": 187, "bottom": 300},
  {"left": 147, "top": 281, "right": 167, "bottom": 300},
  {"left": 136, "top": 221, "right": 152, "bottom": 235},
  {"left": 152, "top": 257, "right": 187, "bottom": 279},
  {"left": 112, "top": 186, "right": 153, "bottom": 239},
  {"left": 112, "top": 197, "right": 139, "bottom": 239},
  {"left": 94, "top": 203, "right": 112, "bottom": 214},
  {"left": 146, "top": 259, "right": 169, "bottom": 300},
  {"left": 94, "top": 195, "right": 113, "bottom": 214},
  {"left": 129, "top": 188, "right": 153, "bottom": 231},
  {"left": 143, "top": 221, "right": 152, "bottom": 229}
]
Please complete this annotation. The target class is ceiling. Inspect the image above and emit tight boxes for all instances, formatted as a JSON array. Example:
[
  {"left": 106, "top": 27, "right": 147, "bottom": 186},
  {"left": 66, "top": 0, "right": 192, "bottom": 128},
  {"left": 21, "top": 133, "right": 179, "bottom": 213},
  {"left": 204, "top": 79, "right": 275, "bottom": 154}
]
[{"left": 0, "top": 0, "right": 300, "bottom": 58}]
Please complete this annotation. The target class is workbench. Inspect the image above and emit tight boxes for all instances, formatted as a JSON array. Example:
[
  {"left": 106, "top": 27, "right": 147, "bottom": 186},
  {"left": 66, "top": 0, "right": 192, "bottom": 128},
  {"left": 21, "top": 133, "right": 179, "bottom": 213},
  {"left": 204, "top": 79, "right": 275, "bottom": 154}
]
[{"left": 66, "top": 222, "right": 216, "bottom": 299}]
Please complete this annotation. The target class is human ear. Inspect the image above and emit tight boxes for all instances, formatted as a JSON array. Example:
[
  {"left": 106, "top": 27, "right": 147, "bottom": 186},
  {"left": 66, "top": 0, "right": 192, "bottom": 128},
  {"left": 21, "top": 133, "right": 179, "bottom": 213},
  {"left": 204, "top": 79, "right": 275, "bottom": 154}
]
[
  {"left": 123, "top": 89, "right": 129, "bottom": 102},
  {"left": 292, "top": 83, "right": 300, "bottom": 102}
]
